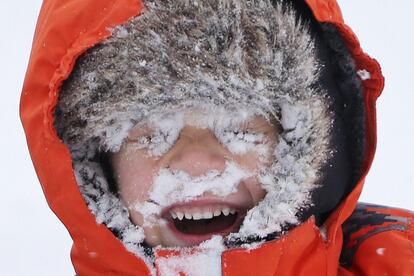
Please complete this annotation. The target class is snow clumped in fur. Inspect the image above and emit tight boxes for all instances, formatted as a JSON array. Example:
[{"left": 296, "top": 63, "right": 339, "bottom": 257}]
[{"left": 55, "top": 0, "right": 333, "bottom": 265}]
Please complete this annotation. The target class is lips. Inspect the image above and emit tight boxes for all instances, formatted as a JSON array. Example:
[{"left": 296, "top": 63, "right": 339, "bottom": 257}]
[{"left": 161, "top": 200, "right": 246, "bottom": 245}]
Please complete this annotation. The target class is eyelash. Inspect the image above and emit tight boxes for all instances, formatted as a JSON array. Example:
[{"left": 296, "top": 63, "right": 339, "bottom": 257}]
[
  {"left": 127, "top": 130, "right": 180, "bottom": 157},
  {"left": 138, "top": 135, "right": 154, "bottom": 145},
  {"left": 220, "top": 129, "right": 265, "bottom": 143},
  {"left": 128, "top": 133, "right": 164, "bottom": 147},
  {"left": 230, "top": 130, "right": 249, "bottom": 136}
]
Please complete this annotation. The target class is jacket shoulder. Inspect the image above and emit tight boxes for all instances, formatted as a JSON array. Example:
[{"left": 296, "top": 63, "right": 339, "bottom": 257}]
[{"left": 340, "top": 202, "right": 414, "bottom": 275}]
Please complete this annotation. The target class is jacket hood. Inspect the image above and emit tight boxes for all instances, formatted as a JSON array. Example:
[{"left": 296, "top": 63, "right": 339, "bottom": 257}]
[
  {"left": 55, "top": 0, "right": 337, "bottom": 255},
  {"left": 21, "top": 0, "right": 384, "bottom": 275}
]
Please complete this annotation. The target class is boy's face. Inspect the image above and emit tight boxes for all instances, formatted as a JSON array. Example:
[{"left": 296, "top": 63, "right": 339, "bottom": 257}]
[{"left": 110, "top": 112, "right": 279, "bottom": 247}]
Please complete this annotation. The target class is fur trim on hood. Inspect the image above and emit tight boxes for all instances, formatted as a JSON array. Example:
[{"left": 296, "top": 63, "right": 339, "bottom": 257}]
[{"left": 54, "top": 0, "right": 362, "bottom": 261}]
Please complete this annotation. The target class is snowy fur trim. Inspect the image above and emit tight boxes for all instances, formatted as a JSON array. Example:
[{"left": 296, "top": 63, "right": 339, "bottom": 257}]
[
  {"left": 57, "top": 0, "right": 322, "bottom": 152},
  {"left": 55, "top": 0, "right": 333, "bottom": 260}
]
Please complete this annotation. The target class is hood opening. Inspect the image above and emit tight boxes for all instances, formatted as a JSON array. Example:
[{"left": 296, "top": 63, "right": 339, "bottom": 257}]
[{"left": 53, "top": 0, "right": 365, "bottom": 268}]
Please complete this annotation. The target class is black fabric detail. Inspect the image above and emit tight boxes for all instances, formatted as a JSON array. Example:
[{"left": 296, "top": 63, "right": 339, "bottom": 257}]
[
  {"left": 305, "top": 23, "right": 353, "bottom": 226},
  {"left": 98, "top": 152, "right": 118, "bottom": 194},
  {"left": 320, "top": 24, "right": 366, "bottom": 186},
  {"left": 225, "top": 222, "right": 294, "bottom": 247},
  {"left": 340, "top": 203, "right": 411, "bottom": 268}
]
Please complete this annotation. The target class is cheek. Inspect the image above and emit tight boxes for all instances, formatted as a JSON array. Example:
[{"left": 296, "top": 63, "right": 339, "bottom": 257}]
[
  {"left": 233, "top": 149, "right": 273, "bottom": 172},
  {"left": 243, "top": 176, "right": 267, "bottom": 204},
  {"left": 232, "top": 151, "right": 273, "bottom": 204},
  {"left": 112, "top": 149, "right": 158, "bottom": 207}
]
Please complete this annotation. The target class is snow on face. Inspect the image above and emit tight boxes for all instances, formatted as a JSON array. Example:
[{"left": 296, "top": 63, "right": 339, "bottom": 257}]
[
  {"left": 152, "top": 161, "right": 251, "bottom": 204},
  {"left": 133, "top": 160, "right": 254, "bottom": 226},
  {"left": 126, "top": 106, "right": 273, "bottom": 159},
  {"left": 113, "top": 96, "right": 332, "bottom": 243},
  {"left": 119, "top": 107, "right": 277, "bottom": 227},
  {"left": 110, "top": 106, "right": 278, "bottom": 247}
]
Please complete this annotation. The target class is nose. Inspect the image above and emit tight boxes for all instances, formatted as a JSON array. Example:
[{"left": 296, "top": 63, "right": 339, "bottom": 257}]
[{"left": 166, "top": 128, "right": 227, "bottom": 177}]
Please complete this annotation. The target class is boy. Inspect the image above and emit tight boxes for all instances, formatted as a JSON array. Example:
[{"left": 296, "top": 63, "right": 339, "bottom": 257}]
[{"left": 21, "top": 0, "right": 414, "bottom": 275}]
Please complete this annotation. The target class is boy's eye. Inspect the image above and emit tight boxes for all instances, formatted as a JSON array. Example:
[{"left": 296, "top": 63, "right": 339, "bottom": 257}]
[
  {"left": 137, "top": 135, "right": 154, "bottom": 146},
  {"left": 128, "top": 132, "right": 162, "bottom": 146},
  {"left": 127, "top": 128, "right": 152, "bottom": 140},
  {"left": 125, "top": 127, "right": 179, "bottom": 157},
  {"left": 214, "top": 128, "right": 268, "bottom": 155},
  {"left": 231, "top": 130, "right": 248, "bottom": 137},
  {"left": 220, "top": 129, "right": 265, "bottom": 144}
]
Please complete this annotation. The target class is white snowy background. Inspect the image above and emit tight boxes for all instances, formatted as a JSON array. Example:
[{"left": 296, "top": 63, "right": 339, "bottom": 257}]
[{"left": 0, "top": 1, "right": 413, "bottom": 275}]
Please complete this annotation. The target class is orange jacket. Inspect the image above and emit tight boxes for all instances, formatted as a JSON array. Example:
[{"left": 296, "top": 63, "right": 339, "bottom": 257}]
[{"left": 20, "top": 0, "right": 414, "bottom": 275}]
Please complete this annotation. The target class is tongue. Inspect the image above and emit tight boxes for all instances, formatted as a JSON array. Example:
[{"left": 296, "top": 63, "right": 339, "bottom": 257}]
[{"left": 173, "top": 214, "right": 238, "bottom": 235}]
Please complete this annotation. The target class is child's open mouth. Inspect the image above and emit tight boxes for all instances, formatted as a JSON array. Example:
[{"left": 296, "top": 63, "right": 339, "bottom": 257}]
[{"left": 162, "top": 201, "right": 246, "bottom": 245}]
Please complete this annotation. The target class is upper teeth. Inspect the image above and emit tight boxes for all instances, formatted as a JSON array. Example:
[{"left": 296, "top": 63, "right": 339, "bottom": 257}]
[{"left": 170, "top": 206, "right": 237, "bottom": 220}]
